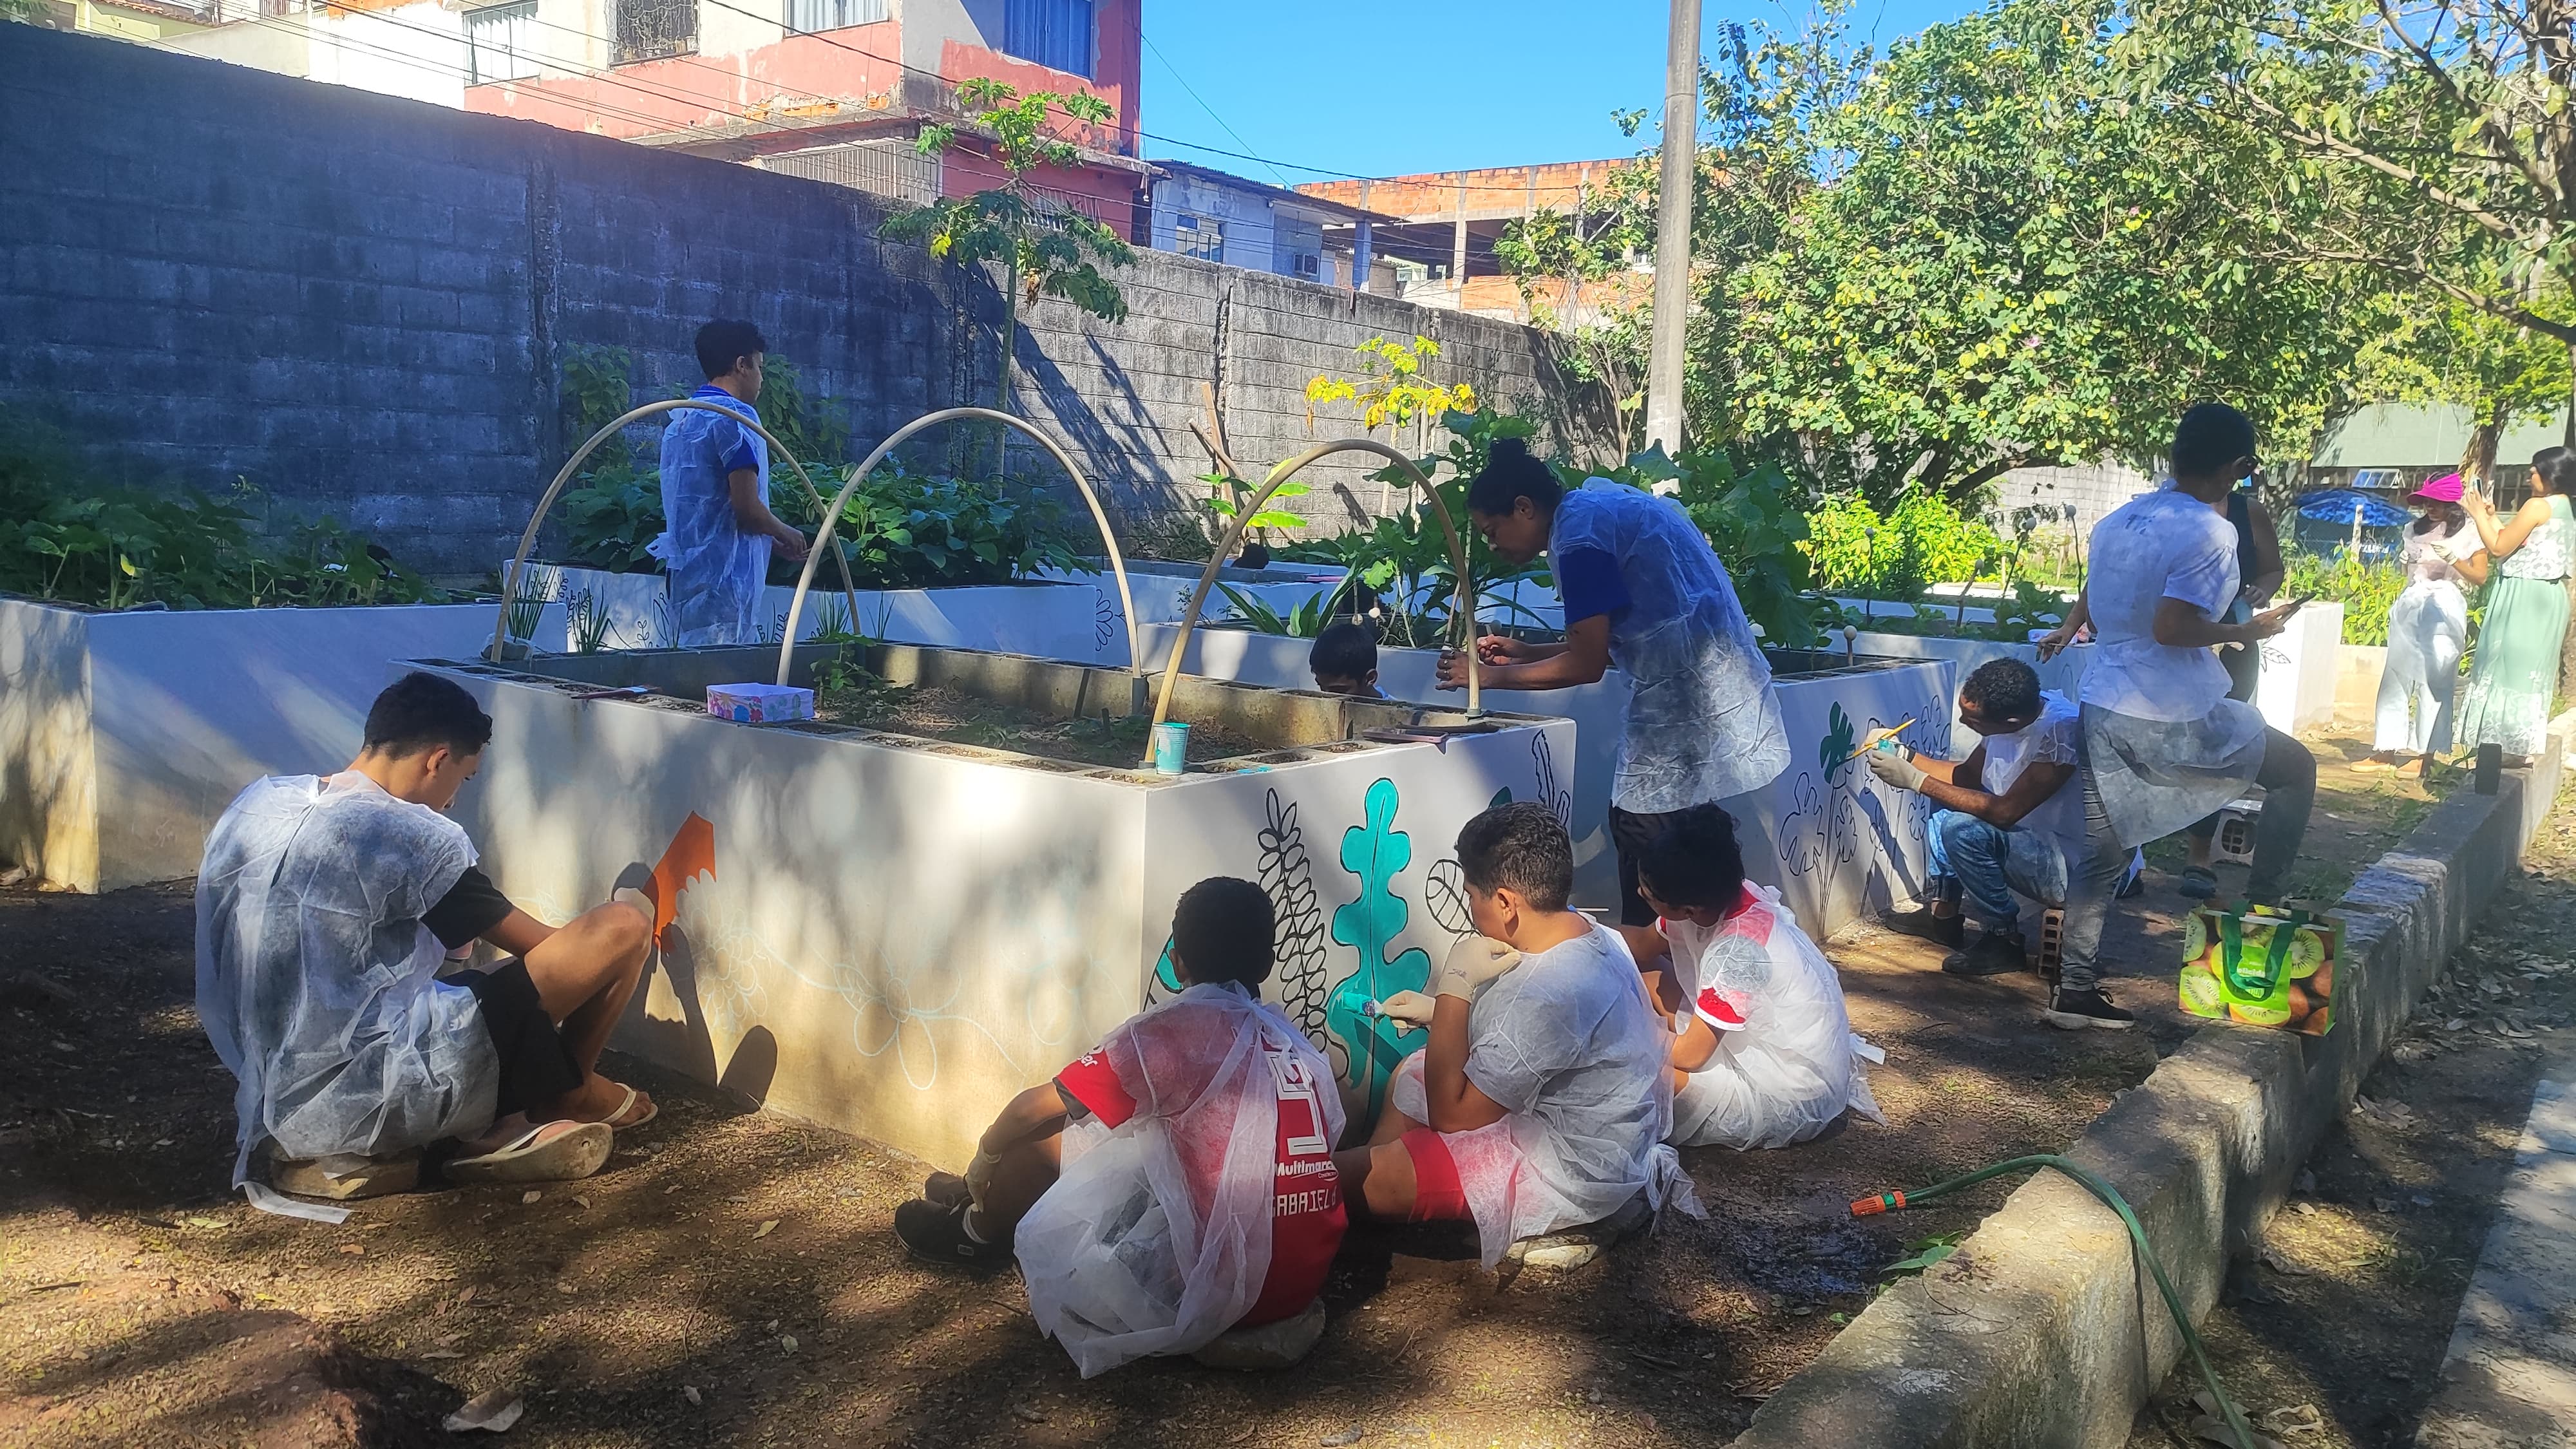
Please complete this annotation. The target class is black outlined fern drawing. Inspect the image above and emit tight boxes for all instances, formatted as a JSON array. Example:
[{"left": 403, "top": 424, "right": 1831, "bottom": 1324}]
[
  {"left": 1532, "top": 733, "right": 1572, "bottom": 832},
  {"left": 1258, "top": 790, "right": 1332, "bottom": 1050}
]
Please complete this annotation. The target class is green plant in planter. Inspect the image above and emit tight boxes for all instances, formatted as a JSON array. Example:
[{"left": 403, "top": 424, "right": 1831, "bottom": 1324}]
[
  {"left": 561, "top": 464, "right": 665, "bottom": 573},
  {"left": 1215, "top": 584, "right": 1331, "bottom": 639}
]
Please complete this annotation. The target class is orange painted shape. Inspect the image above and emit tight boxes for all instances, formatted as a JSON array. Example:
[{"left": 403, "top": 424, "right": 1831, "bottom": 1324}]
[{"left": 648, "top": 813, "right": 718, "bottom": 943}]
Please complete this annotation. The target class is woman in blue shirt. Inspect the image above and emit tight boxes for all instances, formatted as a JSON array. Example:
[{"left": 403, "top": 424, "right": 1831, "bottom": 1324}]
[{"left": 1435, "top": 439, "right": 1788, "bottom": 960}]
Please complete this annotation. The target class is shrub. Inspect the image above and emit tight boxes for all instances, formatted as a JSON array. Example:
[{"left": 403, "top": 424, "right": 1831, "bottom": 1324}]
[
  {"left": 1802, "top": 489, "right": 2002, "bottom": 595},
  {"left": 2282, "top": 547, "right": 2407, "bottom": 646},
  {"left": 0, "top": 408, "right": 437, "bottom": 611}
]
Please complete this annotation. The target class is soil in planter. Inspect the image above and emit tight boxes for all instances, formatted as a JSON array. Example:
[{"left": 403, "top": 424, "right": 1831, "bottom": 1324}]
[{"left": 809, "top": 679, "right": 1273, "bottom": 768}]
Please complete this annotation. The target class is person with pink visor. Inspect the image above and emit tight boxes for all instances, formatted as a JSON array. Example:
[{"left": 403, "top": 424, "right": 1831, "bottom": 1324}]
[{"left": 2357, "top": 472, "right": 2488, "bottom": 776}]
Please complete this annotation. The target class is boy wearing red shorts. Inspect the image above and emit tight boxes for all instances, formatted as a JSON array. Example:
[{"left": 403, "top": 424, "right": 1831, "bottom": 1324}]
[
  {"left": 1336, "top": 802, "right": 1692, "bottom": 1267},
  {"left": 893, "top": 877, "right": 1345, "bottom": 1374}
]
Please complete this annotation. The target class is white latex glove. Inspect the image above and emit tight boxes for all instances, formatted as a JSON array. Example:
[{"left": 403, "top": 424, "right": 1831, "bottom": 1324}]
[
  {"left": 1374, "top": 990, "right": 1438, "bottom": 1028},
  {"left": 1865, "top": 745, "right": 1927, "bottom": 792},
  {"left": 1432, "top": 934, "right": 1522, "bottom": 999}
]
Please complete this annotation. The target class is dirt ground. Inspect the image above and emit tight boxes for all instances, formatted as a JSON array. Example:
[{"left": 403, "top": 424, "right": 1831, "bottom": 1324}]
[
  {"left": 807, "top": 679, "right": 1269, "bottom": 770},
  {"left": 2120, "top": 787, "right": 2576, "bottom": 1449},
  {"left": 0, "top": 730, "right": 2467, "bottom": 1448}
]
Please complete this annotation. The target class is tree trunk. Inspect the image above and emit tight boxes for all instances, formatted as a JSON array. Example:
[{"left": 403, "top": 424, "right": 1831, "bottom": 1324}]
[{"left": 2461, "top": 405, "right": 2503, "bottom": 486}]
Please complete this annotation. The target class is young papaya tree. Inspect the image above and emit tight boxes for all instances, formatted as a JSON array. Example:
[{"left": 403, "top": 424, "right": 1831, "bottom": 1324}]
[{"left": 884, "top": 78, "right": 1136, "bottom": 422}]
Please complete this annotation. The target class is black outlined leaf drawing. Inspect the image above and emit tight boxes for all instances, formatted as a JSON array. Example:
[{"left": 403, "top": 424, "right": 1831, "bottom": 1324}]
[
  {"left": 1426, "top": 858, "right": 1472, "bottom": 936},
  {"left": 1777, "top": 772, "right": 1825, "bottom": 876},
  {"left": 1258, "top": 790, "right": 1332, "bottom": 1049},
  {"left": 1531, "top": 733, "right": 1573, "bottom": 833}
]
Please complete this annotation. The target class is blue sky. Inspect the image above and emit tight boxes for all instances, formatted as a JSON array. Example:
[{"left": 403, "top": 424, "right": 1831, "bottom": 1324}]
[{"left": 1139, "top": 0, "right": 1984, "bottom": 182}]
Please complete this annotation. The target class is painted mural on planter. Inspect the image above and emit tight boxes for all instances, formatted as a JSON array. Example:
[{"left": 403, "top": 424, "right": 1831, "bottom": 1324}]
[{"left": 435, "top": 647, "right": 1575, "bottom": 1166}]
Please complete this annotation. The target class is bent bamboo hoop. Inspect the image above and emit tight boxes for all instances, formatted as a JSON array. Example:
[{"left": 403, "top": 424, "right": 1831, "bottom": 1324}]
[
  {"left": 775, "top": 407, "right": 1141, "bottom": 687},
  {"left": 1148, "top": 440, "right": 1480, "bottom": 765},
  {"left": 489, "top": 397, "right": 865, "bottom": 663}
]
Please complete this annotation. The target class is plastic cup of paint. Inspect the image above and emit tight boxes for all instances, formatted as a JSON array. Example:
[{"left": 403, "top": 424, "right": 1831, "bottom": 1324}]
[{"left": 1151, "top": 721, "right": 1191, "bottom": 775}]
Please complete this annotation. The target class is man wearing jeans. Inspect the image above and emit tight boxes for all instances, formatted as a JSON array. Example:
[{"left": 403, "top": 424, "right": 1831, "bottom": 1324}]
[
  {"left": 2036, "top": 402, "right": 2315, "bottom": 1031},
  {"left": 1867, "top": 660, "right": 2083, "bottom": 979}
]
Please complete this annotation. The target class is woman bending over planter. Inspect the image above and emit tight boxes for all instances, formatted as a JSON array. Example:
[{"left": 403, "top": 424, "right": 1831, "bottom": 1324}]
[{"left": 197, "top": 673, "right": 660, "bottom": 1210}]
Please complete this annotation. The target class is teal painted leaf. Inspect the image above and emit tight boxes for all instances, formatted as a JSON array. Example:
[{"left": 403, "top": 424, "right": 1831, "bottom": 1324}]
[{"left": 1325, "top": 778, "right": 1434, "bottom": 1121}]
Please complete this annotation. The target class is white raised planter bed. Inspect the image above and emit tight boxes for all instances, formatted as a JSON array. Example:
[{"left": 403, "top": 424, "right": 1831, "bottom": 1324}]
[
  {"left": 1144, "top": 624, "right": 1956, "bottom": 938},
  {"left": 418, "top": 642, "right": 1575, "bottom": 1164},
  {"left": 0, "top": 596, "right": 559, "bottom": 892},
  {"left": 539, "top": 564, "right": 1121, "bottom": 665}
]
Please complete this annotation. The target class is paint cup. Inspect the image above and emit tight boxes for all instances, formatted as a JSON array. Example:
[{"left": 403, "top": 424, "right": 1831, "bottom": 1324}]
[{"left": 1151, "top": 721, "right": 1191, "bottom": 775}]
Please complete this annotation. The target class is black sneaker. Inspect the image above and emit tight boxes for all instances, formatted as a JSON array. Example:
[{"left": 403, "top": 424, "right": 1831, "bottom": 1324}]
[
  {"left": 1944, "top": 930, "right": 2027, "bottom": 978},
  {"left": 1879, "top": 907, "right": 1965, "bottom": 949},
  {"left": 923, "top": 1171, "right": 971, "bottom": 1209},
  {"left": 2045, "top": 987, "right": 2136, "bottom": 1031},
  {"left": 895, "top": 1197, "right": 1010, "bottom": 1267}
]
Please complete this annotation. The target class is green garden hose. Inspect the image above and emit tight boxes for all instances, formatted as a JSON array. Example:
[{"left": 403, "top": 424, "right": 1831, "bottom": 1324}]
[{"left": 1852, "top": 1154, "right": 2259, "bottom": 1449}]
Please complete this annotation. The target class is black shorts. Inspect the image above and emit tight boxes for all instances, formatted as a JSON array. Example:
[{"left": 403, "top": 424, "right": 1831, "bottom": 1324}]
[
  {"left": 1609, "top": 806, "right": 1693, "bottom": 927},
  {"left": 464, "top": 959, "right": 585, "bottom": 1117}
]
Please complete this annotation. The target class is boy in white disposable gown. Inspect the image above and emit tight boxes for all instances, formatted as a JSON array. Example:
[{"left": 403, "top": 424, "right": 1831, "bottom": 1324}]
[
  {"left": 1633, "top": 805, "right": 1882, "bottom": 1150},
  {"left": 891, "top": 878, "right": 1348, "bottom": 1377},
  {"left": 1347, "top": 803, "right": 1698, "bottom": 1267},
  {"left": 197, "top": 673, "right": 659, "bottom": 1211}
]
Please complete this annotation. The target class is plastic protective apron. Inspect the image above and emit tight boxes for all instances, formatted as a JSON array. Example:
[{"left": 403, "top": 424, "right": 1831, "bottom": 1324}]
[
  {"left": 1390, "top": 925, "right": 1702, "bottom": 1266},
  {"left": 650, "top": 395, "right": 774, "bottom": 647},
  {"left": 1549, "top": 482, "right": 1790, "bottom": 812},
  {"left": 1014, "top": 984, "right": 1341, "bottom": 1378},
  {"left": 1669, "top": 882, "right": 1884, "bottom": 1150},
  {"left": 195, "top": 774, "right": 498, "bottom": 1198}
]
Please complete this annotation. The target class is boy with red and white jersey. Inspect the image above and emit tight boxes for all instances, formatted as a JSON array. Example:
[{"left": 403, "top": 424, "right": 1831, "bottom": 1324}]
[
  {"left": 1633, "top": 805, "right": 1882, "bottom": 1150},
  {"left": 893, "top": 877, "right": 1345, "bottom": 1376}
]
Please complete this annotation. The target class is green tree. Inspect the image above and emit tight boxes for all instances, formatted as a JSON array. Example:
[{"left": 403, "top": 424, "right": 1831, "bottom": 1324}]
[
  {"left": 2355, "top": 276, "right": 2572, "bottom": 484},
  {"left": 884, "top": 79, "right": 1136, "bottom": 420},
  {"left": 1494, "top": 195, "right": 1654, "bottom": 455},
  {"left": 2120, "top": 0, "right": 2576, "bottom": 430},
  {"left": 1707, "top": 0, "right": 2372, "bottom": 503}
]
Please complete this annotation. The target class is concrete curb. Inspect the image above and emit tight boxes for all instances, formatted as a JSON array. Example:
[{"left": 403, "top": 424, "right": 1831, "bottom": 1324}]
[{"left": 1734, "top": 718, "right": 2575, "bottom": 1448}]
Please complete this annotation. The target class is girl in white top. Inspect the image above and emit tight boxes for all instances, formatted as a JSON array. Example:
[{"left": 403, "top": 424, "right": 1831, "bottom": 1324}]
[
  {"left": 1634, "top": 805, "right": 1881, "bottom": 1150},
  {"left": 2358, "top": 473, "right": 2487, "bottom": 775}
]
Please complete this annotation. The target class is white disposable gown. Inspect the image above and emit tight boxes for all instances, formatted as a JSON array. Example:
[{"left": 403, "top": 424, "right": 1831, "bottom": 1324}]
[
  {"left": 1665, "top": 883, "right": 1883, "bottom": 1150},
  {"left": 196, "top": 773, "right": 498, "bottom": 1188},
  {"left": 1389, "top": 922, "right": 1701, "bottom": 1266},
  {"left": 1015, "top": 983, "right": 1343, "bottom": 1378},
  {"left": 650, "top": 392, "right": 774, "bottom": 647},
  {"left": 1550, "top": 481, "right": 1789, "bottom": 812}
]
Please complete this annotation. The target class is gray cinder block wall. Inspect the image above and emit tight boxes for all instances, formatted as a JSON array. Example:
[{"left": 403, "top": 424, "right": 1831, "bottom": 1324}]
[{"left": 0, "top": 24, "right": 1604, "bottom": 579}]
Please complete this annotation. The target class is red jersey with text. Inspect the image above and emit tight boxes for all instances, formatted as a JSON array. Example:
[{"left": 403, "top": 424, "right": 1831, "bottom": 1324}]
[{"left": 1056, "top": 1020, "right": 1345, "bottom": 1326}]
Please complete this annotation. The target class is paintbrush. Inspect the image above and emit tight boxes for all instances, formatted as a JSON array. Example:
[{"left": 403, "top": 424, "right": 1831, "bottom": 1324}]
[{"left": 1843, "top": 718, "right": 1915, "bottom": 761}]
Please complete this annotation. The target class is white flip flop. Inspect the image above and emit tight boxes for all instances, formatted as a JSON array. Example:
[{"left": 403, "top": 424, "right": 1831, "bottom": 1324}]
[
  {"left": 601, "top": 1083, "right": 658, "bottom": 1132},
  {"left": 447, "top": 1120, "right": 612, "bottom": 1185}
]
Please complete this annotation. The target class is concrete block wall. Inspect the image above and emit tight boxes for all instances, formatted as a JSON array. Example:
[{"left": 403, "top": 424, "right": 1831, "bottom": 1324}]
[{"left": 0, "top": 24, "right": 1598, "bottom": 580}]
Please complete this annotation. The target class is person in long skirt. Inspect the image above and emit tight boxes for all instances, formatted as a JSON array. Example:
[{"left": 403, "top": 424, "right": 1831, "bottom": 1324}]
[
  {"left": 2357, "top": 473, "right": 2486, "bottom": 777},
  {"left": 2456, "top": 448, "right": 2576, "bottom": 764}
]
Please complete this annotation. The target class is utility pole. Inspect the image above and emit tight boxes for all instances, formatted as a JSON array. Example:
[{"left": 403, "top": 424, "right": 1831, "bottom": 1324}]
[{"left": 1643, "top": 0, "right": 1700, "bottom": 457}]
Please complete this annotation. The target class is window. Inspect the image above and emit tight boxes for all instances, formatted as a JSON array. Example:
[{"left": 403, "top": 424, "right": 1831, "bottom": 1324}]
[
  {"left": 783, "top": 0, "right": 884, "bottom": 34},
  {"left": 1001, "top": 0, "right": 1092, "bottom": 77},
  {"left": 1174, "top": 213, "right": 1223, "bottom": 263},
  {"left": 466, "top": 1, "right": 538, "bottom": 83},
  {"left": 612, "top": 0, "right": 695, "bottom": 63},
  {"left": 1291, "top": 253, "right": 1320, "bottom": 278}
]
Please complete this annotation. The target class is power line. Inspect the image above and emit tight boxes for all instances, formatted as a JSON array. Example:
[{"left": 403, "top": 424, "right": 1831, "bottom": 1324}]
[
  {"left": 1140, "top": 31, "right": 1285, "bottom": 187},
  {"left": 164, "top": 4, "right": 762, "bottom": 143},
  {"left": 688, "top": 0, "right": 1377, "bottom": 182}
]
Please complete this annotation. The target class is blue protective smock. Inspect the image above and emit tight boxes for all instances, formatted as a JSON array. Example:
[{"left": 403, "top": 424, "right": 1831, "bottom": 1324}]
[
  {"left": 651, "top": 386, "right": 773, "bottom": 647},
  {"left": 1549, "top": 480, "right": 1790, "bottom": 812}
]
